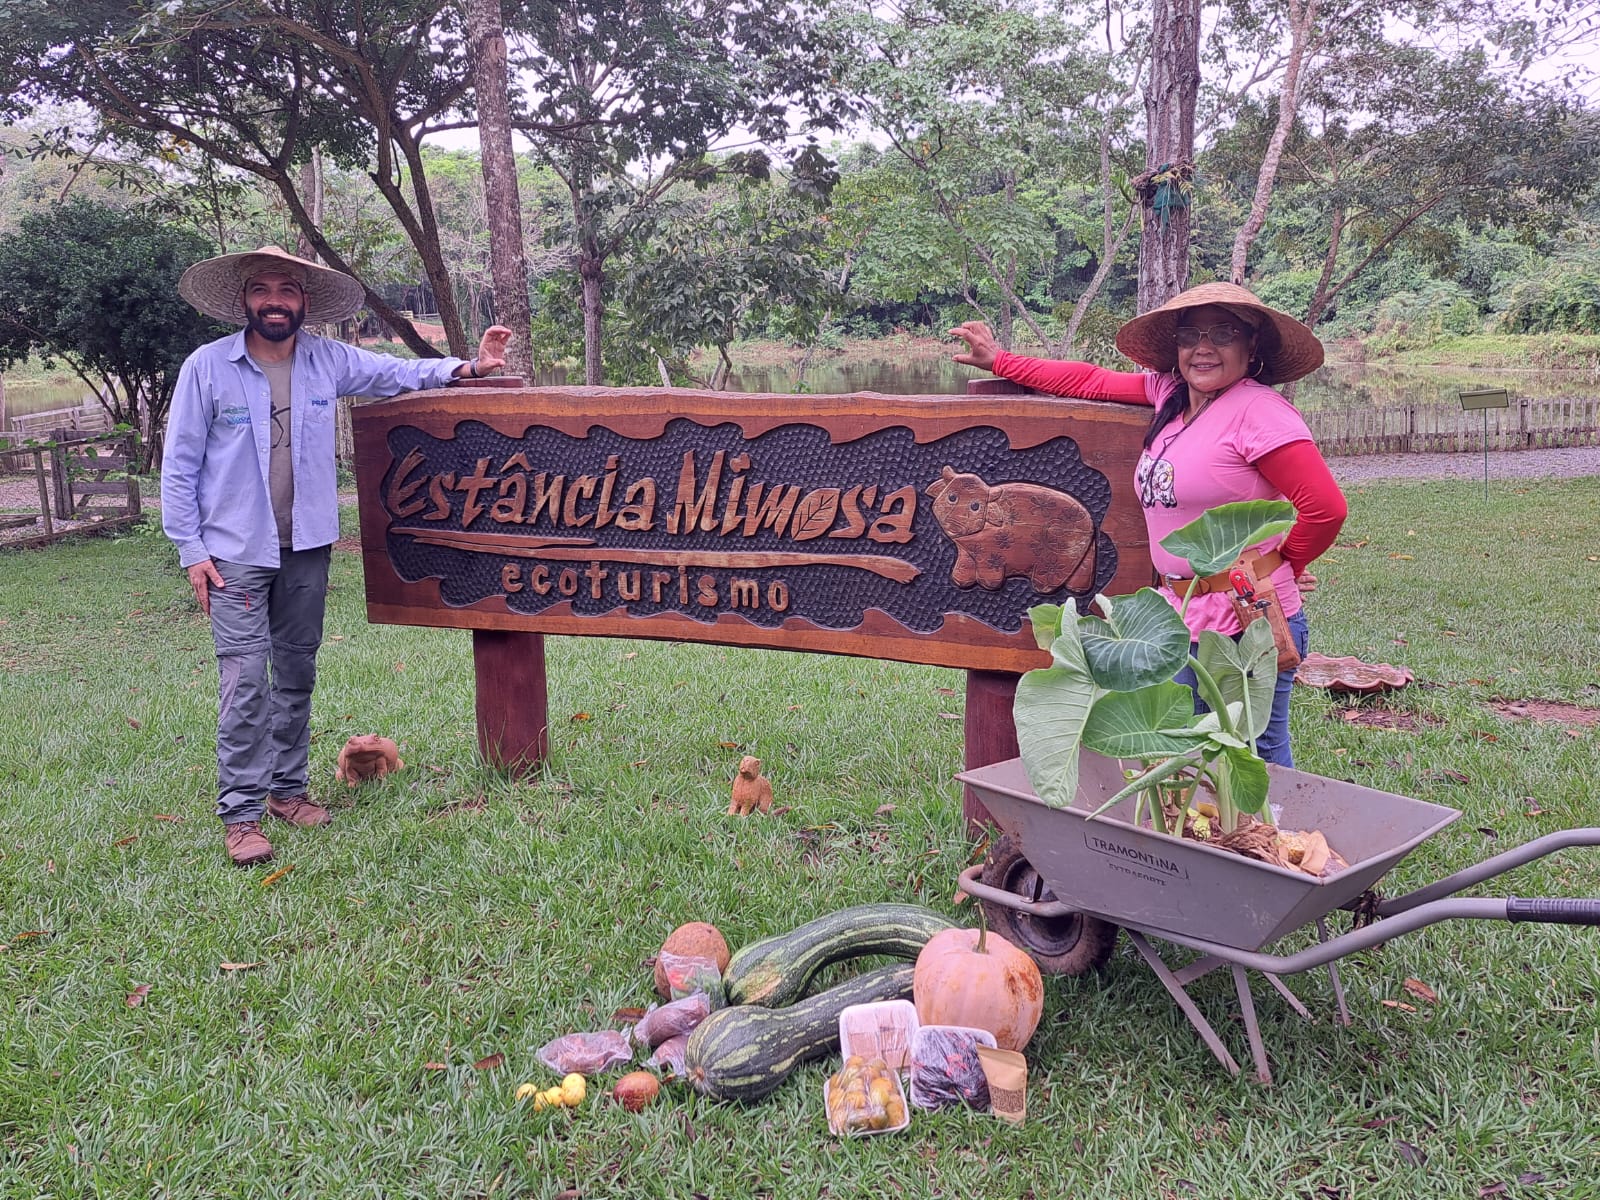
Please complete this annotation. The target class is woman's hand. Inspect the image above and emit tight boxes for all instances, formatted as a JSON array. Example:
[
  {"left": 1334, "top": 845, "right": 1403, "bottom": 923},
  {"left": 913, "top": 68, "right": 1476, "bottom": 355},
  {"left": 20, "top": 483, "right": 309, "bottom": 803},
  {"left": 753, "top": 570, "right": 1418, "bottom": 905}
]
[{"left": 948, "top": 321, "right": 1000, "bottom": 372}]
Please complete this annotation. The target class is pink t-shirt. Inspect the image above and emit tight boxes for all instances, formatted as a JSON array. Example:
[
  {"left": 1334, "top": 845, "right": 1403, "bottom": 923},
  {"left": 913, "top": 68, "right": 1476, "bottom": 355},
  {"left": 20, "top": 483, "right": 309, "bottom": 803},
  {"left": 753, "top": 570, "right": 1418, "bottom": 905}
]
[{"left": 1138, "top": 374, "right": 1312, "bottom": 635}]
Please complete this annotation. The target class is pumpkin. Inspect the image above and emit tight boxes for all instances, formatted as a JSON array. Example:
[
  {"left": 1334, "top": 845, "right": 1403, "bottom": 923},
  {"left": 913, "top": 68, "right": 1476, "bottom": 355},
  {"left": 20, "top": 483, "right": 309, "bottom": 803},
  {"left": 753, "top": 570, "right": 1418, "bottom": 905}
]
[
  {"left": 654, "top": 921, "right": 731, "bottom": 998},
  {"left": 912, "top": 911, "right": 1044, "bottom": 1052}
]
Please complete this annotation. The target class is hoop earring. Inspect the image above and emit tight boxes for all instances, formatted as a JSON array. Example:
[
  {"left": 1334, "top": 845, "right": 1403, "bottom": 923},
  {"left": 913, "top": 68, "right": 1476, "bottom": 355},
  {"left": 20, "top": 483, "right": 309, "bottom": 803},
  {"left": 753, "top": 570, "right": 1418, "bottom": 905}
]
[
  {"left": 1250, "top": 358, "right": 1265, "bottom": 379},
  {"left": 1170, "top": 365, "right": 1182, "bottom": 381}
]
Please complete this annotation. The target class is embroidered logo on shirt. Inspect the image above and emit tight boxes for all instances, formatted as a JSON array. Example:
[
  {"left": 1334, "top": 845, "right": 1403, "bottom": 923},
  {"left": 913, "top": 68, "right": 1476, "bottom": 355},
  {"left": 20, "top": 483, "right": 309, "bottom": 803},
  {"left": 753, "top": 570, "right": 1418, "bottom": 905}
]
[
  {"left": 1136, "top": 453, "right": 1177, "bottom": 509},
  {"left": 220, "top": 404, "right": 251, "bottom": 428}
]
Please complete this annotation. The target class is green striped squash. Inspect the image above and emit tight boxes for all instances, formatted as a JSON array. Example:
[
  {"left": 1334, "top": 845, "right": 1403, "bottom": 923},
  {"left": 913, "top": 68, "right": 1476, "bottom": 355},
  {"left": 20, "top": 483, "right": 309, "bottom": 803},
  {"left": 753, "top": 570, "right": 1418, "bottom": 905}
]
[
  {"left": 722, "top": 902, "right": 957, "bottom": 1008},
  {"left": 684, "top": 963, "right": 915, "bottom": 1103}
]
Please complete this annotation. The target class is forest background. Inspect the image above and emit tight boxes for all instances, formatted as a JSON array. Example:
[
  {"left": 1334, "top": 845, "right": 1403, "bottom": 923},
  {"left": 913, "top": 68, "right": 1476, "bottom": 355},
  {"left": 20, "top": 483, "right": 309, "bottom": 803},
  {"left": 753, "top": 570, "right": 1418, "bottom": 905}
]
[{"left": 1, "top": 0, "right": 1599, "bottom": 465}]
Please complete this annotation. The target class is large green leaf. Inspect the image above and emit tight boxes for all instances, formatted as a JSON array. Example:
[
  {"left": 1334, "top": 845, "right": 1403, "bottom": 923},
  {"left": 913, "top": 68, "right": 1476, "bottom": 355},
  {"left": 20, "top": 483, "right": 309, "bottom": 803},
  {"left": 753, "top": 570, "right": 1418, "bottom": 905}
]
[
  {"left": 1026, "top": 603, "right": 1065, "bottom": 650},
  {"left": 1159, "top": 500, "right": 1297, "bottom": 576},
  {"left": 1081, "top": 682, "right": 1206, "bottom": 759},
  {"left": 1214, "top": 742, "right": 1271, "bottom": 818},
  {"left": 1078, "top": 587, "right": 1191, "bottom": 692},
  {"left": 1014, "top": 619, "right": 1097, "bottom": 809},
  {"left": 1194, "top": 622, "right": 1278, "bottom": 742}
]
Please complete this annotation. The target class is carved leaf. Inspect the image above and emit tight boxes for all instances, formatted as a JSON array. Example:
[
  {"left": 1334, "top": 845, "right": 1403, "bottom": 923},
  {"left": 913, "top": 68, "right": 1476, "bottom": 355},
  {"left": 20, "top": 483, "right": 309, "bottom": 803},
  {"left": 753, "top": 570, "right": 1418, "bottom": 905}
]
[{"left": 789, "top": 489, "right": 840, "bottom": 541}]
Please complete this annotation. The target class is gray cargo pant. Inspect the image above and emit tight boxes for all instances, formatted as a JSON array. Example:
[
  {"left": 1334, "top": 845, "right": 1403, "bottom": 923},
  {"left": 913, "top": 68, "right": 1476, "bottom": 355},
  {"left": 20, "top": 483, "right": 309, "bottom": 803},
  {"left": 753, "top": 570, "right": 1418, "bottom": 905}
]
[{"left": 207, "top": 546, "right": 331, "bottom": 824}]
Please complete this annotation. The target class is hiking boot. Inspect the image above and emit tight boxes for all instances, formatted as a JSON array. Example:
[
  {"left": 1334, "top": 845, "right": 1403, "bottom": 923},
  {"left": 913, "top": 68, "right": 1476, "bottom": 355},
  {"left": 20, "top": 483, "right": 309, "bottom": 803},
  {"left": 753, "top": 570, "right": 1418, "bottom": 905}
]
[
  {"left": 267, "top": 794, "right": 332, "bottom": 828},
  {"left": 224, "top": 820, "right": 273, "bottom": 867}
]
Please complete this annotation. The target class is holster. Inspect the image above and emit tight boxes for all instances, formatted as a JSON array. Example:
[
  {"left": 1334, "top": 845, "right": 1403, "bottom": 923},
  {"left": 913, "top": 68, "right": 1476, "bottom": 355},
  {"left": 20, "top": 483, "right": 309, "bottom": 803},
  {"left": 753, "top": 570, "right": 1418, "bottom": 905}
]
[{"left": 1224, "top": 549, "right": 1301, "bottom": 674}]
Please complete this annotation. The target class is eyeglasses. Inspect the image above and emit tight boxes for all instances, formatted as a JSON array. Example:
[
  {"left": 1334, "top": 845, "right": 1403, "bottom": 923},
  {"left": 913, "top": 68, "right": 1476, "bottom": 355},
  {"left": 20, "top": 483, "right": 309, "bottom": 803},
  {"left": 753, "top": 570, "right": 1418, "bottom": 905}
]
[{"left": 1174, "top": 322, "right": 1248, "bottom": 349}]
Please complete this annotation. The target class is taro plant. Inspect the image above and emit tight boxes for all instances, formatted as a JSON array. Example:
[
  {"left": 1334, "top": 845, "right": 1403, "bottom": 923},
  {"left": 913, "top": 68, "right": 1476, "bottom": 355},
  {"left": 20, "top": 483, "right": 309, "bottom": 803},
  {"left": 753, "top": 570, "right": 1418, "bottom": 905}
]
[{"left": 1014, "top": 500, "right": 1297, "bottom": 837}]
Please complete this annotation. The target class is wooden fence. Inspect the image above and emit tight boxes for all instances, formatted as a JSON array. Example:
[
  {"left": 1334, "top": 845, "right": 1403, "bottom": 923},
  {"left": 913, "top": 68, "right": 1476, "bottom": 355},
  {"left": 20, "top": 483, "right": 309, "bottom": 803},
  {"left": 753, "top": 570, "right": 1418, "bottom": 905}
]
[
  {"left": 1305, "top": 398, "right": 1600, "bottom": 456},
  {"left": 1, "top": 402, "right": 115, "bottom": 472}
]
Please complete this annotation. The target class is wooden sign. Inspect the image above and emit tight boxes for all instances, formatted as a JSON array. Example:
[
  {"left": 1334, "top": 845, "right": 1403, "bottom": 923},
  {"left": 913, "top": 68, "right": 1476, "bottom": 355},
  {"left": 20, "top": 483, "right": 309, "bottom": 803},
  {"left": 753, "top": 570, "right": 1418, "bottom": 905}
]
[{"left": 352, "top": 385, "right": 1150, "bottom": 674}]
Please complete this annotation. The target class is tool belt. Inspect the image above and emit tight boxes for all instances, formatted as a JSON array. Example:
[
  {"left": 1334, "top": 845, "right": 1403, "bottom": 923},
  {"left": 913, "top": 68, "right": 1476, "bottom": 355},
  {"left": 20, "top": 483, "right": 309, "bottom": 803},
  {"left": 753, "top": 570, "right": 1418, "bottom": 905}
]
[
  {"left": 1159, "top": 549, "right": 1286, "bottom": 596},
  {"left": 1161, "top": 548, "right": 1300, "bottom": 673}
]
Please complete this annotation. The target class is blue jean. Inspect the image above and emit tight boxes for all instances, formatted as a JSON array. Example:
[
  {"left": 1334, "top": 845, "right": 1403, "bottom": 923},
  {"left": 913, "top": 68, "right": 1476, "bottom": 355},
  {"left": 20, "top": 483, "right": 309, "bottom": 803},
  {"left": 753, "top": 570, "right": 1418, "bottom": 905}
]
[
  {"left": 1176, "top": 610, "right": 1310, "bottom": 768},
  {"left": 207, "top": 547, "right": 331, "bottom": 823}
]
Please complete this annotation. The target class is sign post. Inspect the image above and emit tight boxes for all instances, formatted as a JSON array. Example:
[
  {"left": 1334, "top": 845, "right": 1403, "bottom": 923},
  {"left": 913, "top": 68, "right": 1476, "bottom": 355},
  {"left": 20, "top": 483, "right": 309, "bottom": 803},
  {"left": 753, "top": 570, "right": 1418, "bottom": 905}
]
[{"left": 1457, "top": 388, "right": 1509, "bottom": 500}]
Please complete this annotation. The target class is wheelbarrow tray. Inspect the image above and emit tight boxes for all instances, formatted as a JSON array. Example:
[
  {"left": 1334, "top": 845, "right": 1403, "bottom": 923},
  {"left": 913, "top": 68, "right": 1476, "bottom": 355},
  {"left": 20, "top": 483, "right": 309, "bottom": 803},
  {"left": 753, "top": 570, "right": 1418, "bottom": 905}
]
[{"left": 958, "top": 755, "right": 1462, "bottom": 952}]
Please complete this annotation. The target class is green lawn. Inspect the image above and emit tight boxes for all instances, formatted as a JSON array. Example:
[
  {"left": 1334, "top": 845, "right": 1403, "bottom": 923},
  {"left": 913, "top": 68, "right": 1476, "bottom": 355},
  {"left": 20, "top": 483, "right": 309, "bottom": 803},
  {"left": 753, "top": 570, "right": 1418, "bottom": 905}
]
[{"left": 3, "top": 482, "right": 1599, "bottom": 1199}]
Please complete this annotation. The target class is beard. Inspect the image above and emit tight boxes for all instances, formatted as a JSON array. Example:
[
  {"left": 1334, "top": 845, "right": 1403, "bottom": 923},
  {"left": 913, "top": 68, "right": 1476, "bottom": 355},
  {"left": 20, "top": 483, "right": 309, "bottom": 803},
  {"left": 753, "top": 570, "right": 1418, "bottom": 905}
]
[{"left": 246, "top": 304, "right": 305, "bottom": 342}]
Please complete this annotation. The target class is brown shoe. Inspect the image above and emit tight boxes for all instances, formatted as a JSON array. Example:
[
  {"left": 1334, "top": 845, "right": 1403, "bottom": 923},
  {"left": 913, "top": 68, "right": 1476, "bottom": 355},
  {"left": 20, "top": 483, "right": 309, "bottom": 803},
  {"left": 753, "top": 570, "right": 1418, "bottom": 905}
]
[
  {"left": 224, "top": 820, "right": 273, "bottom": 867},
  {"left": 267, "top": 793, "right": 331, "bottom": 828}
]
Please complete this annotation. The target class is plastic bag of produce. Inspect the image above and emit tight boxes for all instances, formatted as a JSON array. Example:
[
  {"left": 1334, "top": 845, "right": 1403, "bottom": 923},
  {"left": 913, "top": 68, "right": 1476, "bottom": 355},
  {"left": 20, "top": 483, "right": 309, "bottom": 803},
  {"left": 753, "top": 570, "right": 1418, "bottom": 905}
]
[{"left": 535, "top": 1030, "right": 633, "bottom": 1076}]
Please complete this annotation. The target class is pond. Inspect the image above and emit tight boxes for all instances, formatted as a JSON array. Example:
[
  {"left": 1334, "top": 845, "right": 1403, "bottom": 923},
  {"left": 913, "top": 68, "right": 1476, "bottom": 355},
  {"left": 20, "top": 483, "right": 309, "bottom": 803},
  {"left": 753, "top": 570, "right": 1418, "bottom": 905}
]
[
  {"left": 722, "top": 353, "right": 1600, "bottom": 412},
  {"left": 6, "top": 353, "right": 1597, "bottom": 427}
]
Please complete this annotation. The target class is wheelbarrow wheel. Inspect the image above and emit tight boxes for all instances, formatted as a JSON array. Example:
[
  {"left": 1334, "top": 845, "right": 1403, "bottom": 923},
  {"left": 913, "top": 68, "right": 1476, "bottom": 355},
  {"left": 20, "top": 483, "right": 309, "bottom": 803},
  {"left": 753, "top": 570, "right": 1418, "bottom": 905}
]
[{"left": 980, "top": 833, "right": 1118, "bottom": 977}]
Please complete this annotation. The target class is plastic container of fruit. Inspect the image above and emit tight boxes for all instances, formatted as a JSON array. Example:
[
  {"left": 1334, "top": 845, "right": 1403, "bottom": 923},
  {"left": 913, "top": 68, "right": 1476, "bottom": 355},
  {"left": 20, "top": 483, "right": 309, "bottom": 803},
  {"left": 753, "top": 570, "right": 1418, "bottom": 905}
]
[{"left": 824, "top": 1059, "right": 911, "bottom": 1137}]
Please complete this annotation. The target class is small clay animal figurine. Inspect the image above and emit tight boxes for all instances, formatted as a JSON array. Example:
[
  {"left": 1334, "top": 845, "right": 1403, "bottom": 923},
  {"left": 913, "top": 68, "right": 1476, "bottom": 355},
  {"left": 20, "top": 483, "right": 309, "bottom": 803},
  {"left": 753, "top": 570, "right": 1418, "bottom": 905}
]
[
  {"left": 728, "top": 756, "right": 774, "bottom": 816},
  {"left": 335, "top": 734, "right": 405, "bottom": 787}
]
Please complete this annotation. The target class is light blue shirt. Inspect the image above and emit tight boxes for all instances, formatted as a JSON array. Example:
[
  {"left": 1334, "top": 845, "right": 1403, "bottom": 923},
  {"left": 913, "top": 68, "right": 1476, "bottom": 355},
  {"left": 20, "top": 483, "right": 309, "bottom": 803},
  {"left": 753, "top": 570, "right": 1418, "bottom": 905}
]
[{"left": 161, "top": 329, "right": 466, "bottom": 569}]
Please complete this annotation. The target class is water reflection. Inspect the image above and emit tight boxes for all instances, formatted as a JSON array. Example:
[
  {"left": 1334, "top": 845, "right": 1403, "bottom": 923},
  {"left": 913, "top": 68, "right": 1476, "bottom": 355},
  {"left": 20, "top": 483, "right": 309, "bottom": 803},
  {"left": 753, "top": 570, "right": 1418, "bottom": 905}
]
[
  {"left": 729, "top": 354, "right": 1600, "bottom": 412},
  {"left": 5, "top": 351, "right": 1595, "bottom": 424}
]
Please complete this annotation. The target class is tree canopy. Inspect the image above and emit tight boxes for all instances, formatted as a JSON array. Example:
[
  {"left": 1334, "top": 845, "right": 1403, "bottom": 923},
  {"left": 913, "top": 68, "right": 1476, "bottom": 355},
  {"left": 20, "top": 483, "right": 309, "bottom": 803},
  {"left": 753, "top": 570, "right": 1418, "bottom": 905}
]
[{"left": 0, "top": 198, "right": 224, "bottom": 466}]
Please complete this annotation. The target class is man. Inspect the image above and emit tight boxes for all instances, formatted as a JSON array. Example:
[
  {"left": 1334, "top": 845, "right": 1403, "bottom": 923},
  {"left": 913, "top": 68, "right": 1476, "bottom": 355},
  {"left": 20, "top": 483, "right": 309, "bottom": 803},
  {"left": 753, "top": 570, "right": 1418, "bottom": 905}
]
[{"left": 162, "top": 245, "right": 513, "bottom": 866}]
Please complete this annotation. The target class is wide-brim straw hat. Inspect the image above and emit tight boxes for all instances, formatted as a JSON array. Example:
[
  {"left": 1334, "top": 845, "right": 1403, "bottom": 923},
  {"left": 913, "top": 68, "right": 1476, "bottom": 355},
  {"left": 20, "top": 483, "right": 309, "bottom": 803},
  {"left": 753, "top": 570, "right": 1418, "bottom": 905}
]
[
  {"left": 178, "top": 245, "right": 367, "bottom": 324},
  {"left": 1114, "top": 281, "right": 1325, "bottom": 385}
]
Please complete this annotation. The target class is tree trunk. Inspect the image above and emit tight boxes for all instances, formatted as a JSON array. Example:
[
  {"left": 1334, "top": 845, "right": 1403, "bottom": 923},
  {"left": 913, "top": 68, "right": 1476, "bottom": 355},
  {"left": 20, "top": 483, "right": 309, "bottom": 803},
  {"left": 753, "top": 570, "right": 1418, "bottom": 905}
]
[
  {"left": 1064, "top": 113, "right": 1139, "bottom": 355},
  {"left": 1305, "top": 204, "right": 1345, "bottom": 330},
  {"left": 295, "top": 147, "right": 324, "bottom": 263},
  {"left": 1230, "top": 0, "right": 1319, "bottom": 285},
  {"left": 579, "top": 245, "right": 604, "bottom": 385},
  {"left": 1137, "top": 0, "right": 1200, "bottom": 315},
  {"left": 468, "top": 0, "right": 533, "bottom": 380}
]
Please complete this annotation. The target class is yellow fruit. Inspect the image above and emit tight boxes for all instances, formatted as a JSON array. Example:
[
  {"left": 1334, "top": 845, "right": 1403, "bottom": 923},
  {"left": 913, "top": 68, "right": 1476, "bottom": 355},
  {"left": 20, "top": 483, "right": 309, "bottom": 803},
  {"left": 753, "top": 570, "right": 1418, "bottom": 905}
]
[
  {"left": 532, "top": 1091, "right": 552, "bottom": 1111},
  {"left": 559, "top": 1073, "right": 586, "bottom": 1106},
  {"left": 515, "top": 1082, "right": 538, "bottom": 1102},
  {"left": 541, "top": 1087, "right": 564, "bottom": 1108}
]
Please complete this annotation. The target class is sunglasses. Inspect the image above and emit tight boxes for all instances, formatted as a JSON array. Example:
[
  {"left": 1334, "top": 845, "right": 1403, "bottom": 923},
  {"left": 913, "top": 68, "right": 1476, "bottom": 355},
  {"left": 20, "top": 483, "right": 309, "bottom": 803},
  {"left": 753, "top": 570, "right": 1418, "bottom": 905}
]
[{"left": 1174, "top": 322, "right": 1249, "bottom": 349}]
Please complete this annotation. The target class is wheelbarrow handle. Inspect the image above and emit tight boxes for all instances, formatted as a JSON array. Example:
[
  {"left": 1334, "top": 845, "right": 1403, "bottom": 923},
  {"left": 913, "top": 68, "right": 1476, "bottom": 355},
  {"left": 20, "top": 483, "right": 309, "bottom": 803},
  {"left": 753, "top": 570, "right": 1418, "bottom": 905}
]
[{"left": 1506, "top": 897, "right": 1600, "bottom": 926}]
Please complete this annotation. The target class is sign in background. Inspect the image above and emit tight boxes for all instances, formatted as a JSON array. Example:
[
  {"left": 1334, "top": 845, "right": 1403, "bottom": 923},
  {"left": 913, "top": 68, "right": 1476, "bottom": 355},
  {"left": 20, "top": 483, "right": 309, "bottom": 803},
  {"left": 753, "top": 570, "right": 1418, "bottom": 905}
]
[{"left": 353, "top": 386, "right": 1151, "bottom": 674}]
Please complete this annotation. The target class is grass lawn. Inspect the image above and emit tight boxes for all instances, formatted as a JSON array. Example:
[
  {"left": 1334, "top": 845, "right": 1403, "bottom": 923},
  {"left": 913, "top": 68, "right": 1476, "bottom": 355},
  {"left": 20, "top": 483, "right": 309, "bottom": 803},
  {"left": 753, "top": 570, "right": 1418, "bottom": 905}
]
[{"left": 3, "top": 480, "right": 1599, "bottom": 1199}]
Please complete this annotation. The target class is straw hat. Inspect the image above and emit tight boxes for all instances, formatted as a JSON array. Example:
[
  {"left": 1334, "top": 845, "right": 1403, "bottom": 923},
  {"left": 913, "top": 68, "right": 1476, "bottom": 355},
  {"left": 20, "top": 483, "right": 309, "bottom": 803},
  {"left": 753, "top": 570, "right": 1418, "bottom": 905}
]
[
  {"left": 178, "top": 245, "right": 367, "bottom": 324},
  {"left": 1114, "top": 281, "right": 1324, "bottom": 385}
]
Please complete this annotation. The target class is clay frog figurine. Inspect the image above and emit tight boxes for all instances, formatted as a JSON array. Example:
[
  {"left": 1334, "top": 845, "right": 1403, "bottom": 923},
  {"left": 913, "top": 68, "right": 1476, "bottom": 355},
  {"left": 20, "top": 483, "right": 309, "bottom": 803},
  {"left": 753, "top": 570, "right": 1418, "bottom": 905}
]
[
  {"left": 335, "top": 734, "right": 405, "bottom": 787},
  {"left": 728, "top": 756, "right": 774, "bottom": 816}
]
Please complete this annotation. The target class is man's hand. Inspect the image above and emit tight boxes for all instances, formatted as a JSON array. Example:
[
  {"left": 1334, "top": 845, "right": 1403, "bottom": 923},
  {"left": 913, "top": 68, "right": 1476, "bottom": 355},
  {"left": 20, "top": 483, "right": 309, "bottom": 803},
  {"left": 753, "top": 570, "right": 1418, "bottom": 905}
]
[
  {"left": 948, "top": 321, "right": 1000, "bottom": 372},
  {"left": 187, "top": 559, "right": 224, "bottom": 615},
  {"left": 475, "top": 325, "right": 514, "bottom": 374}
]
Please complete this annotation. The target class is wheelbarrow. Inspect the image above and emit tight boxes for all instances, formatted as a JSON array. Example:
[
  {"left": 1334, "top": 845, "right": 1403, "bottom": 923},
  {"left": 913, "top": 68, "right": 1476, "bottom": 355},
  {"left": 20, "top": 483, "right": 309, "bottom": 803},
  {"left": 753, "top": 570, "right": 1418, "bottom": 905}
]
[{"left": 956, "top": 754, "right": 1600, "bottom": 1083}]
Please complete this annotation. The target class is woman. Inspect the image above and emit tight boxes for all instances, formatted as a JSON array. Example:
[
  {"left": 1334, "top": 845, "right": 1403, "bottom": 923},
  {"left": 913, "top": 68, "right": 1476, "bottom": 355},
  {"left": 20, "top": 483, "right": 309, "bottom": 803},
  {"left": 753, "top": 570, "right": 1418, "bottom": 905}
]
[{"left": 948, "top": 281, "right": 1347, "bottom": 767}]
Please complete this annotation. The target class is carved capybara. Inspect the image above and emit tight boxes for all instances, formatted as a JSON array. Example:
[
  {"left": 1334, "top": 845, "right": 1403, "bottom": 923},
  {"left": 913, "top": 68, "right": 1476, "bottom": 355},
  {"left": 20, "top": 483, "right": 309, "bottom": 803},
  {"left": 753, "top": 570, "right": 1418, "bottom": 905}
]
[
  {"left": 925, "top": 466, "right": 1098, "bottom": 592},
  {"left": 727, "top": 755, "right": 774, "bottom": 816},
  {"left": 335, "top": 734, "right": 405, "bottom": 787}
]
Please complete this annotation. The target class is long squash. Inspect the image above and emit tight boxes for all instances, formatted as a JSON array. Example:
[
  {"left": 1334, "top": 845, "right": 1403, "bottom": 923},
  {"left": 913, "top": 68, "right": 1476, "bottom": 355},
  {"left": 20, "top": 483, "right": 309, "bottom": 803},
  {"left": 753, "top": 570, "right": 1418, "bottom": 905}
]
[
  {"left": 684, "top": 963, "right": 914, "bottom": 1103},
  {"left": 722, "top": 902, "right": 956, "bottom": 1008}
]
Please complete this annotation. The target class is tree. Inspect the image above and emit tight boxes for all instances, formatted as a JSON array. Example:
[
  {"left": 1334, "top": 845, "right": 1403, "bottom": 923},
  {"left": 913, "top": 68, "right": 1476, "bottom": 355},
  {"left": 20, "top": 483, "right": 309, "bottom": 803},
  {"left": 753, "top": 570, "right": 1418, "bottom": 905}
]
[
  {"left": 1136, "top": 0, "right": 1200, "bottom": 313},
  {"left": 0, "top": 199, "right": 224, "bottom": 469},
  {"left": 1285, "top": 50, "right": 1599, "bottom": 329},
  {"left": 0, "top": 0, "right": 478, "bottom": 357},
  {"left": 467, "top": 0, "right": 533, "bottom": 378},
  {"left": 511, "top": 0, "right": 845, "bottom": 383},
  {"left": 831, "top": 0, "right": 1141, "bottom": 351},
  {"left": 616, "top": 176, "right": 839, "bottom": 388}
]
